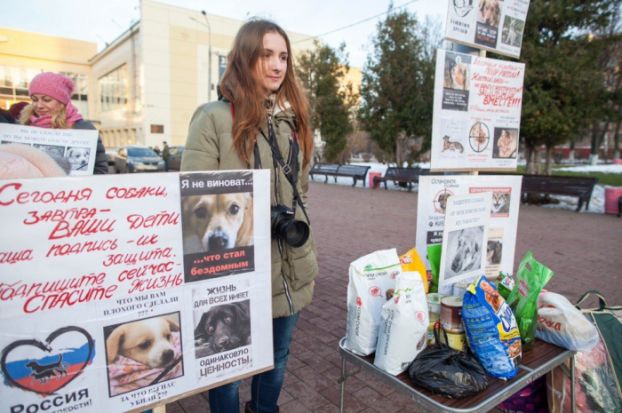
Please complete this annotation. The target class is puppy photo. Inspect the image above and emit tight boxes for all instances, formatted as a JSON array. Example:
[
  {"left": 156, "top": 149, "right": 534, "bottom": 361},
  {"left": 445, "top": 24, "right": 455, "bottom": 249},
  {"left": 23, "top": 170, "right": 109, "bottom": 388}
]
[
  {"left": 104, "top": 313, "right": 183, "bottom": 396},
  {"left": 444, "top": 55, "right": 469, "bottom": 91},
  {"left": 493, "top": 129, "right": 518, "bottom": 159},
  {"left": 446, "top": 226, "right": 484, "bottom": 278},
  {"left": 194, "top": 300, "right": 251, "bottom": 358},
  {"left": 65, "top": 146, "right": 90, "bottom": 171},
  {"left": 478, "top": 0, "right": 500, "bottom": 27},
  {"left": 182, "top": 193, "right": 253, "bottom": 253}
]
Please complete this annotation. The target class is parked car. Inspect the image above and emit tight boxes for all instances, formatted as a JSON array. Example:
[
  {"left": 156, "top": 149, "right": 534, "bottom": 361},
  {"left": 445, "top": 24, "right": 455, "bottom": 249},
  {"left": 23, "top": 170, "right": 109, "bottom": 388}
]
[
  {"left": 167, "top": 145, "right": 185, "bottom": 171},
  {"left": 114, "top": 146, "right": 165, "bottom": 173}
]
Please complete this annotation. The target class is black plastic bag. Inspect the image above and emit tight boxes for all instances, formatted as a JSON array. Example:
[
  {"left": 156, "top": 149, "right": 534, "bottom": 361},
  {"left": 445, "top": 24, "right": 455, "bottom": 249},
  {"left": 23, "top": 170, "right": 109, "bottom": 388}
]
[{"left": 407, "top": 326, "right": 488, "bottom": 398}]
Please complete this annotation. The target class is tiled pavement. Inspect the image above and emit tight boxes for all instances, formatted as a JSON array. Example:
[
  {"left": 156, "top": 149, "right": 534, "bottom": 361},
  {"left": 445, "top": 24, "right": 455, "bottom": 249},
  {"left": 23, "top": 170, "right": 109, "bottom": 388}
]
[{"left": 168, "top": 182, "right": 622, "bottom": 413}]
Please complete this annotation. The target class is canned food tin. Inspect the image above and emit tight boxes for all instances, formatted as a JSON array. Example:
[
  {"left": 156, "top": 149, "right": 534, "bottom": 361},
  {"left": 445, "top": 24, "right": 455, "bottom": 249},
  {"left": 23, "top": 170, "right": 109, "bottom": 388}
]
[
  {"left": 427, "top": 293, "right": 442, "bottom": 319},
  {"left": 440, "top": 329, "right": 467, "bottom": 351},
  {"left": 440, "top": 295, "right": 464, "bottom": 333}
]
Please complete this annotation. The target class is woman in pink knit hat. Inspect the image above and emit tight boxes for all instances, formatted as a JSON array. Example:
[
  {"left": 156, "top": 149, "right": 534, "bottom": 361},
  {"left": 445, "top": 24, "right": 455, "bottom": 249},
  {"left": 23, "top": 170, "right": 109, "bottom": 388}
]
[{"left": 19, "top": 72, "right": 108, "bottom": 174}]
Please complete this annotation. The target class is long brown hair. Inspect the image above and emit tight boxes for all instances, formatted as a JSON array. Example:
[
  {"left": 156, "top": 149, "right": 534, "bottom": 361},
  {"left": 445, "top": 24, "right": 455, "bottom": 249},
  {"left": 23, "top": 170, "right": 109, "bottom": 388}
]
[{"left": 220, "top": 19, "right": 312, "bottom": 168}]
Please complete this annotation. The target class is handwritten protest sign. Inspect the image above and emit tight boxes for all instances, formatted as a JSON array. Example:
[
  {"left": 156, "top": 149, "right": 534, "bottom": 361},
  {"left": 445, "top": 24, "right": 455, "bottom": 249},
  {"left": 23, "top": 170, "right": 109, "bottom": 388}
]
[
  {"left": 416, "top": 174, "right": 522, "bottom": 280},
  {"left": 430, "top": 50, "right": 525, "bottom": 171},
  {"left": 0, "top": 124, "right": 98, "bottom": 176},
  {"left": 0, "top": 170, "right": 273, "bottom": 412},
  {"left": 445, "top": 0, "right": 530, "bottom": 58}
]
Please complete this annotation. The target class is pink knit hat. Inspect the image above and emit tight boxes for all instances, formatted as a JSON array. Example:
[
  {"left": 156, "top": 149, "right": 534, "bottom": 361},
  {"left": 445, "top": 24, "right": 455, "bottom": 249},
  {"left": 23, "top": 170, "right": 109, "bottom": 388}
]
[{"left": 28, "top": 72, "right": 75, "bottom": 104}]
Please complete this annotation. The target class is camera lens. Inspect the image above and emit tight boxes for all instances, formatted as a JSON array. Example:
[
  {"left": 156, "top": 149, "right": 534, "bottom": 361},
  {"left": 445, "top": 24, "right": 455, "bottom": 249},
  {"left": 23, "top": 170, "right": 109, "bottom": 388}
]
[{"left": 271, "top": 205, "right": 310, "bottom": 247}]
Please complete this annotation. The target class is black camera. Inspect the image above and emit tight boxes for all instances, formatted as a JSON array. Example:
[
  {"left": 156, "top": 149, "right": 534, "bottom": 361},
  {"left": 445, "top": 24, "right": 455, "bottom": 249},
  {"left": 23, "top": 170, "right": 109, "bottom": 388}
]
[{"left": 271, "top": 204, "right": 309, "bottom": 247}]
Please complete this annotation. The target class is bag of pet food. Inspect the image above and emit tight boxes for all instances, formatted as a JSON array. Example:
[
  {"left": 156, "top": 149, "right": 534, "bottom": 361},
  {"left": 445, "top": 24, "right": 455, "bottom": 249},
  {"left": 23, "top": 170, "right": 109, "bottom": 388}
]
[
  {"left": 399, "top": 247, "right": 429, "bottom": 293},
  {"left": 427, "top": 243, "right": 442, "bottom": 294},
  {"left": 345, "top": 248, "right": 401, "bottom": 355},
  {"left": 462, "top": 276, "right": 521, "bottom": 380},
  {"left": 374, "top": 271, "right": 429, "bottom": 375},
  {"left": 536, "top": 291, "right": 599, "bottom": 352},
  {"left": 506, "top": 251, "right": 554, "bottom": 350}
]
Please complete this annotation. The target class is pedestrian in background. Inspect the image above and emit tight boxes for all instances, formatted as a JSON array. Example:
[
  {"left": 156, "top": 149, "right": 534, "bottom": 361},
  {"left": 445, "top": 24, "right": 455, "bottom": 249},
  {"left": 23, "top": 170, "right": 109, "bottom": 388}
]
[
  {"left": 181, "top": 19, "right": 318, "bottom": 413},
  {"left": 162, "top": 141, "right": 170, "bottom": 171},
  {"left": 19, "top": 72, "right": 108, "bottom": 174}
]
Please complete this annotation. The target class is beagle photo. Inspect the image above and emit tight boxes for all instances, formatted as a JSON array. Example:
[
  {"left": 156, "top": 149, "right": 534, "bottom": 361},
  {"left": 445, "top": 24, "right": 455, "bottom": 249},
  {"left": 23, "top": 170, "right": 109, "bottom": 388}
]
[{"left": 182, "top": 193, "right": 254, "bottom": 253}]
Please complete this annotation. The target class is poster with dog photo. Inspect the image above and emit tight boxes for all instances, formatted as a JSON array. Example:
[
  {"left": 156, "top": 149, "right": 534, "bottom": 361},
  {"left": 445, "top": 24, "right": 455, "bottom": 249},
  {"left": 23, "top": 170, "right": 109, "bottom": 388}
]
[
  {"left": 431, "top": 49, "right": 525, "bottom": 171},
  {"left": 180, "top": 171, "right": 257, "bottom": 282},
  {"left": 0, "top": 307, "right": 101, "bottom": 413},
  {"left": 438, "top": 193, "right": 491, "bottom": 295},
  {"left": 0, "top": 123, "right": 98, "bottom": 176},
  {"left": 445, "top": 0, "right": 530, "bottom": 58},
  {"left": 416, "top": 175, "right": 522, "bottom": 281}
]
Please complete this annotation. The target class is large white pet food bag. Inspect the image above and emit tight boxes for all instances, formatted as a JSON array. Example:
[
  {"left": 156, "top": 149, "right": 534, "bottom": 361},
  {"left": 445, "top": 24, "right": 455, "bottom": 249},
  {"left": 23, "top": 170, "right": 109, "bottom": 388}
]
[
  {"left": 345, "top": 248, "right": 401, "bottom": 355},
  {"left": 374, "top": 271, "right": 429, "bottom": 375}
]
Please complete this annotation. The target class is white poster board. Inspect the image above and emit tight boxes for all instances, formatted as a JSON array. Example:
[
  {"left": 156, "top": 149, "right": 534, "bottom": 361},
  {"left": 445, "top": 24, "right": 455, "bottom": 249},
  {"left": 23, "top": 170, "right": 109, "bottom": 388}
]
[
  {"left": 0, "top": 123, "right": 99, "bottom": 176},
  {"left": 438, "top": 193, "right": 491, "bottom": 295},
  {"left": 445, "top": 0, "right": 531, "bottom": 58},
  {"left": 430, "top": 49, "right": 525, "bottom": 171},
  {"left": 0, "top": 171, "right": 273, "bottom": 412},
  {"left": 415, "top": 174, "right": 522, "bottom": 280}
]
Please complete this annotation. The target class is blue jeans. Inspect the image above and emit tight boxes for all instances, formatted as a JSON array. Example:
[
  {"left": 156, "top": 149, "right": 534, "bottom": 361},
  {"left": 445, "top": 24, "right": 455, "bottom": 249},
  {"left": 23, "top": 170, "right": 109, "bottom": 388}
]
[{"left": 208, "top": 312, "right": 300, "bottom": 413}]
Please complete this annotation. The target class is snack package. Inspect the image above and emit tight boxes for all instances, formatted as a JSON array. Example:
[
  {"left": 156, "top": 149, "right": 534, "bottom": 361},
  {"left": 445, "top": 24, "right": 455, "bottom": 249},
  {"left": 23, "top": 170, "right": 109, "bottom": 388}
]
[
  {"left": 497, "top": 272, "right": 515, "bottom": 301},
  {"left": 462, "top": 276, "right": 522, "bottom": 379},
  {"left": 426, "top": 244, "right": 442, "bottom": 294},
  {"left": 399, "top": 247, "right": 429, "bottom": 293},
  {"left": 506, "top": 252, "right": 554, "bottom": 350},
  {"left": 374, "top": 271, "right": 429, "bottom": 375},
  {"left": 345, "top": 248, "right": 401, "bottom": 355},
  {"left": 536, "top": 291, "right": 599, "bottom": 352}
]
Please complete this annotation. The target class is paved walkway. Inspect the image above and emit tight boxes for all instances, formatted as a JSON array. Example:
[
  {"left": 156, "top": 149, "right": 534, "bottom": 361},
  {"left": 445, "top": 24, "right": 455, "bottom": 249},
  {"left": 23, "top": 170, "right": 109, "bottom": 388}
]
[{"left": 168, "top": 182, "right": 622, "bottom": 413}]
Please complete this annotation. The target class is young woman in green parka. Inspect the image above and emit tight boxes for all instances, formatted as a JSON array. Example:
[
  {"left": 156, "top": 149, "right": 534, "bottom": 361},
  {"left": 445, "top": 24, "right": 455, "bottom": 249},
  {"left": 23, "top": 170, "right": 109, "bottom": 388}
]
[{"left": 180, "top": 19, "right": 318, "bottom": 413}]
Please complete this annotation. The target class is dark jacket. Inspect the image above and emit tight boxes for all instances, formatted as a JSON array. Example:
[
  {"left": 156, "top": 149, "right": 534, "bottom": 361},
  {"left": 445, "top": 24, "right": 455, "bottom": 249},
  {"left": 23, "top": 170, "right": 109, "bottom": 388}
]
[{"left": 72, "top": 119, "right": 108, "bottom": 174}]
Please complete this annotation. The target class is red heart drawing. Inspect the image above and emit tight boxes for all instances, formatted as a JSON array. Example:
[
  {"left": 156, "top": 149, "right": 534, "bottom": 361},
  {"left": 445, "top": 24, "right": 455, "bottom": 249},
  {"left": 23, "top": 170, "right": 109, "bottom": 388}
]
[{"left": 1, "top": 326, "right": 94, "bottom": 396}]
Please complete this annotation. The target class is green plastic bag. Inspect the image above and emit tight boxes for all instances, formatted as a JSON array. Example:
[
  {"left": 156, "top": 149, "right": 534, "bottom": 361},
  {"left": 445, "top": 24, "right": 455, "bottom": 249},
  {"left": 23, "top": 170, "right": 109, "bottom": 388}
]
[
  {"left": 506, "top": 251, "right": 554, "bottom": 351},
  {"left": 427, "top": 244, "right": 442, "bottom": 294}
]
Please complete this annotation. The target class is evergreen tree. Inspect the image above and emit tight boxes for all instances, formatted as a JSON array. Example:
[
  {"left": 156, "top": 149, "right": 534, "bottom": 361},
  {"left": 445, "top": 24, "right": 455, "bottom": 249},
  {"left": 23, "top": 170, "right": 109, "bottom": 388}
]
[
  {"left": 296, "top": 41, "right": 355, "bottom": 163},
  {"left": 358, "top": 7, "right": 438, "bottom": 164}
]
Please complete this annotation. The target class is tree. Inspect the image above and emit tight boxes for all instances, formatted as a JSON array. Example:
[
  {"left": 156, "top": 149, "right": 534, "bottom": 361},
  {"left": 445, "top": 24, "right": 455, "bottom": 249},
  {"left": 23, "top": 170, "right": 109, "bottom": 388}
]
[
  {"left": 358, "top": 7, "right": 439, "bottom": 165},
  {"left": 296, "top": 41, "right": 355, "bottom": 163},
  {"left": 519, "top": 0, "right": 618, "bottom": 173}
]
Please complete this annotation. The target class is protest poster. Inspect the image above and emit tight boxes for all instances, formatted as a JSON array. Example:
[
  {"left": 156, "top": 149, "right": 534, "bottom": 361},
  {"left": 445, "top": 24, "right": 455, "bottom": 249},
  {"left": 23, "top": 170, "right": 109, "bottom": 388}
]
[
  {"left": 445, "top": 0, "right": 530, "bottom": 58},
  {"left": 0, "top": 170, "right": 273, "bottom": 412},
  {"left": 0, "top": 123, "right": 99, "bottom": 176},
  {"left": 415, "top": 174, "right": 522, "bottom": 280},
  {"left": 430, "top": 49, "right": 525, "bottom": 171},
  {"left": 438, "top": 193, "right": 491, "bottom": 295}
]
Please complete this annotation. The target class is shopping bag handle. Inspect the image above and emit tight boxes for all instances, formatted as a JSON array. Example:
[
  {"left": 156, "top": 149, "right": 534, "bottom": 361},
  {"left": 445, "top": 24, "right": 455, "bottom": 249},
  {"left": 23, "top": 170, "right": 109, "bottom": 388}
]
[{"left": 575, "top": 290, "right": 607, "bottom": 310}]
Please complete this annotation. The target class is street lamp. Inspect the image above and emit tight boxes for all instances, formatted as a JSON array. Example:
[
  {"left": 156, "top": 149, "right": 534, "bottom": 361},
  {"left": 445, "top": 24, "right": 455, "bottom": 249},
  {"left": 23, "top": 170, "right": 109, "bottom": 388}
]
[{"left": 201, "top": 10, "right": 212, "bottom": 102}]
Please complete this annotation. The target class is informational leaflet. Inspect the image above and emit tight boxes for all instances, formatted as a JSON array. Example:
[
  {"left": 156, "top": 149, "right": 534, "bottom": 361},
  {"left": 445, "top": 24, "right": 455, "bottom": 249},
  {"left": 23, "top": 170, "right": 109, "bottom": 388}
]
[
  {"left": 0, "top": 124, "right": 99, "bottom": 176},
  {"left": 430, "top": 49, "right": 525, "bottom": 171},
  {"left": 438, "top": 193, "right": 491, "bottom": 296},
  {"left": 445, "top": 0, "right": 531, "bottom": 58},
  {"left": 415, "top": 175, "right": 522, "bottom": 281},
  {"left": 0, "top": 170, "right": 273, "bottom": 413}
]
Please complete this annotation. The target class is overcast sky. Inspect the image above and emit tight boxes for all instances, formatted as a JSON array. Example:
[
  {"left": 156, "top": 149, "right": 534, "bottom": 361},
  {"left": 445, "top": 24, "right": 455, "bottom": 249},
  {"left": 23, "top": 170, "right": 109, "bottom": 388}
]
[{"left": 0, "top": 0, "right": 448, "bottom": 68}]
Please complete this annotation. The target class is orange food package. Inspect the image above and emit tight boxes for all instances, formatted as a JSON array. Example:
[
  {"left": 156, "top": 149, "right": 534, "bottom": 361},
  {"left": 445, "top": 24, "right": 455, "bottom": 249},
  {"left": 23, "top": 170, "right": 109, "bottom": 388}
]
[{"left": 399, "top": 247, "right": 429, "bottom": 293}]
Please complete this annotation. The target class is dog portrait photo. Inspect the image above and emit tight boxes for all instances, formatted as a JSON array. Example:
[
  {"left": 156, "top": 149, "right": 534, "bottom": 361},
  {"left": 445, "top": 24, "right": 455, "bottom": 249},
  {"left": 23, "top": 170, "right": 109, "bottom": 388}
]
[
  {"left": 491, "top": 191, "right": 511, "bottom": 215},
  {"left": 65, "top": 146, "right": 90, "bottom": 171},
  {"left": 444, "top": 54, "right": 469, "bottom": 91},
  {"left": 493, "top": 128, "right": 518, "bottom": 159},
  {"left": 182, "top": 192, "right": 254, "bottom": 254},
  {"left": 194, "top": 300, "right": 251, "bottom": 359},
  {"left": 445, "top": 226, "right": 485, "bottom": 279},
  {"left": 104, "top": 313, "right": 183, "bottom": 396},
  {"left": 477, "top": 0, "right": 500, "bottom": 27}
]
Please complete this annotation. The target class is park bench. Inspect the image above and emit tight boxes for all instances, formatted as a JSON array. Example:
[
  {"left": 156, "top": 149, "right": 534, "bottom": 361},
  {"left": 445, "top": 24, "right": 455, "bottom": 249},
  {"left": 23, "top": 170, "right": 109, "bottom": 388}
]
[
  {"left": 521, "top": 174, "right": 598, "bottom": 212},
  {"left": 309, "top": 163, "right": 371, "bottom": 187},
  {"left": 374, "top": 166, "right": 430, "bottom": 191}
]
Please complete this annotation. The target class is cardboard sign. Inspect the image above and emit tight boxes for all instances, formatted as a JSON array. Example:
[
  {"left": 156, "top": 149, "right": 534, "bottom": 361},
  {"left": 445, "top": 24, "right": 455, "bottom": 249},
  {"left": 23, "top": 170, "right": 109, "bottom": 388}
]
[
  {"left": 0, "top": 124, "right": 98, "bottom": 176},
  {"left": 445, "top": 0, "right": 531, "bottom": 58},
  {"left": 430, "top": 50, "right": 525, "bottom": 171},
  {"left": 415, "top": 174, "right": 522, "bottom": 280},
  {"left": 0, "top": 170, "right": 273, "bottom": 412}
]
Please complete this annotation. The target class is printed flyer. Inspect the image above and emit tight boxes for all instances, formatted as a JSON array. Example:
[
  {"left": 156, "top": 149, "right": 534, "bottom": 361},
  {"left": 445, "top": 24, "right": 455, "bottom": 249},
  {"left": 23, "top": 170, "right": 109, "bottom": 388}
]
[
  {"left": 438, "top": 193, "right": 491, "bottom": 296},
  {"left": 430, "top": 49, "right": 525, "bottom": 171},
  {"left": 415, "top": 174, "right": 522, "bottom": 279},
  {"left": 445, "top": 0, "right": 531, "bottom": 58},
  {"left": 0, "top": 170, "right": 273, "bottom": 412},
  {"left": 0, "top": 123, "right": 98, "bottom": 176}
]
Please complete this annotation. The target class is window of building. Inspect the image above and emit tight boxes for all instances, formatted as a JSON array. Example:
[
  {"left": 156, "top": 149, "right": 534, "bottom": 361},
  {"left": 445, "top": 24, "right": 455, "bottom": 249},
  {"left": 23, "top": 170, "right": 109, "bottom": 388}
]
[{"left": 98, "top": 65, "right": 129, "bottom": 112}]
